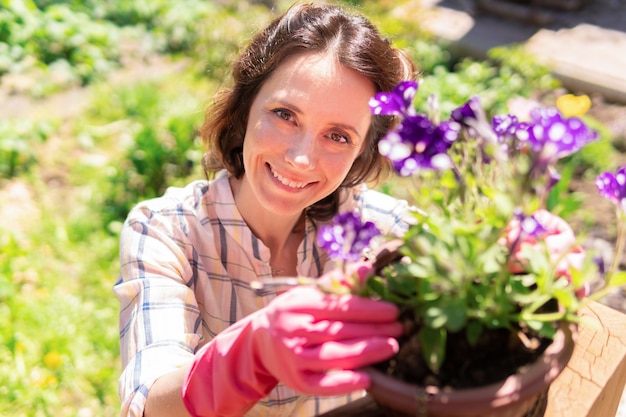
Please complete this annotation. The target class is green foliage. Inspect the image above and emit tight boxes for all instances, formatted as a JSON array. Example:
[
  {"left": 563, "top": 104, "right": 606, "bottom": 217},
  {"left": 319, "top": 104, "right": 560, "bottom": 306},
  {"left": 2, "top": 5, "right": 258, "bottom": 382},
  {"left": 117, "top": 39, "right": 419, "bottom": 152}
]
[
  {"left": 0, "top": 223, "right": 120, "bottom": 416},
  {"left": 186, "top": 3, "right": 272, "bottom": 81},
  {"left": 0, "top": 120, "right": 53, "bottom": 178},
  {"left": 546, "top": 162, "right": 583, "bottom": 220},
  {"left": 86, "top": 80, "right": 204, "bottom": 226},
  {"left": 0, "top": 0, "right": 269, "bottom": 95},
  {"left": 361, "top": 2, "right": 454, "bottom": 74},
  {"left": 412, "top": 45, "right": 561, "bottom": 119},
  {"left": 83, "top": 0, "right": 167, "bottom": 27},
  {"left": 149, "top": 0, "right": 220, "bottom": 54},
  {"left": 406, "top": 38, "right": 454, "bottom": 75},
  {"left": 0, "top": 0, "right": 121, "bottom": 88}
]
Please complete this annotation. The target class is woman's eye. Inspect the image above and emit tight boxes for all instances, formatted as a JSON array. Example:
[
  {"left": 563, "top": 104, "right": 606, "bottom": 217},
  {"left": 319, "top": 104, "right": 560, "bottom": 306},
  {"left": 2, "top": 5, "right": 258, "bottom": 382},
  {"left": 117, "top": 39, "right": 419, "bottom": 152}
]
[
  {"left": 273, "top": 108, "right": 294, "bottom": 122},
  {"left": 329, "top": 131, "right": 351, "bottom": 144}
]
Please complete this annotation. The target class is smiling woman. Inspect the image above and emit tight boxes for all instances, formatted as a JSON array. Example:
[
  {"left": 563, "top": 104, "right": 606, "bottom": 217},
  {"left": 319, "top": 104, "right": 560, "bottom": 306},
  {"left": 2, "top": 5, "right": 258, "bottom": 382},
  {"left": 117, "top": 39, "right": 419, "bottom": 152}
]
[
  {"left": 236, "top": 52, "right": 375, "bottom": 223},
  {"left": 113, "top": 2, "right": 419, "bottom": 417}
]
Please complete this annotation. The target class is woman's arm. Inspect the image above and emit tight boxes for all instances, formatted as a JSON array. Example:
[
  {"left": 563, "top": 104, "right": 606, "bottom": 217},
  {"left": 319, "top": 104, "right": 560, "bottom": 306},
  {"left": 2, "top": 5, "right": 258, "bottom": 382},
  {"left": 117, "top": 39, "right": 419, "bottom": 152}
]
[
  {"left": 115, "top": 200, "right": 201, "bottom": 417},
  {"left": 144, "top": 366, "right": 192, "bottom": 417},
  {"left": 181, "top": 285, "right": 402, "bottom": 417},
  {"left": 347, "top": 185, "right": 417, "bottom": 238}
]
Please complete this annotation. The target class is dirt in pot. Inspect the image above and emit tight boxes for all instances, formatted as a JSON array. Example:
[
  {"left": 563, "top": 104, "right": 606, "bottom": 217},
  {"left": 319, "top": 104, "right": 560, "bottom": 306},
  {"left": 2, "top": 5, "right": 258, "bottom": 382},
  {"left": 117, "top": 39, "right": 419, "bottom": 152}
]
[{"left": 374, "top": 308, "right": 553, "bottom": 389}]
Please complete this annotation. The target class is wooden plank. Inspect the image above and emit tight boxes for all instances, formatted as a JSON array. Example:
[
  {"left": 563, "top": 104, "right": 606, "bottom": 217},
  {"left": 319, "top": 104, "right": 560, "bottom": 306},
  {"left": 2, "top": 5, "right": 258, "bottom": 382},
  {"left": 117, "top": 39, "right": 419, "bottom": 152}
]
[{"left": 545, "top": 301, "right": 626, "bottom": 417}]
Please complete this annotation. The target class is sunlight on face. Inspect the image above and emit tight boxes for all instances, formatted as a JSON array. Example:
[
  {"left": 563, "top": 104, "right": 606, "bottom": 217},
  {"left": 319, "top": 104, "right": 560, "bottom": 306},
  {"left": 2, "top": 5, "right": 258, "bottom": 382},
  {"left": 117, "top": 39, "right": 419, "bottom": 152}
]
[{"left": 235, "top": 52, "right": 376, "bottom": 217}]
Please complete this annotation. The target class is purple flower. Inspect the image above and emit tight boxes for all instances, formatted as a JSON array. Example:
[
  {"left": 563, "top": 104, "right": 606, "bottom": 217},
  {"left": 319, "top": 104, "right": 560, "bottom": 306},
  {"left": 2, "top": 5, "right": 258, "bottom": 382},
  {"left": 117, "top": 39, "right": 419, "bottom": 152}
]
[
  {"left": 596, "top": 165, "right": 626, "bottom": 211},
  {"left": 369, "top": 81, "right": 418, "bottom": 117},
  {"left": 451, "top": 97, "right": 509, "bottom": 161},
  {"left": 492, "top": 114, "right": 519, "bottom": 138},
  {"left": 317, "top": 211, "right": 382, "bottom": 262},
  {"left": 515, "top": 107, "right": 597, "bottom": 162},
  {"left": 519, "top": 213, "right": 547, "bottom": 238},
  {"left": 594, "top": 255, "right": 606, "bottom": 276},
  {"left": 546, "top": 166, "right": 562, "bottom": 192},
  {"left": 378, "top": 115, "right": 460, "bottom": 176},
  {"left": 451, "top": 96, "right": 481, "bottom": 126},
  {"left": 511, "top": 209, "right": 548, "bottom": 239}
]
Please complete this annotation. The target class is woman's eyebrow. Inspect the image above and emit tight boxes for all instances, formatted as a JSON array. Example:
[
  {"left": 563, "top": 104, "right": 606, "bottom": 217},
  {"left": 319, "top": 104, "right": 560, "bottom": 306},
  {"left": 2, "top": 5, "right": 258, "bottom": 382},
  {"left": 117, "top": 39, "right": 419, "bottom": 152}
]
[
  {"left": 332, "top": 122, "right": 362, "bottom": 140},
  {"left": 273, "top": 99, "right": 362, "bottom": 139}
]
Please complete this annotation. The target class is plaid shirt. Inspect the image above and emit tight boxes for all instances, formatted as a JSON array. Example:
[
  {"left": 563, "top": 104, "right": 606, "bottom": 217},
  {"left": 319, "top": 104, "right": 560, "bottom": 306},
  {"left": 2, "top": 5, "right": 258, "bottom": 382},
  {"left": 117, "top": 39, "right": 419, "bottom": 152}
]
[{"left": 114, "top": 170, "right": 412, "bottom": 417}]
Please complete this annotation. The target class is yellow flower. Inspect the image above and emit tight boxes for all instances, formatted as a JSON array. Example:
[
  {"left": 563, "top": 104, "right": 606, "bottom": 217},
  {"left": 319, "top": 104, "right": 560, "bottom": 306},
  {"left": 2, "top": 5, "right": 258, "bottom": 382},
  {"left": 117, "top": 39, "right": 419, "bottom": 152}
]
[
  {"left": 556, "top": 94, "right": 591, "bottom": 117},
  {"left": 14, "top": 341, "right": 25, "bottom": 354},
  {"left": 44, "top": 351, "right": 63, "bottom": 369},
  {"left": 34, "top": 374, "right": 58, "bottom": 388}
]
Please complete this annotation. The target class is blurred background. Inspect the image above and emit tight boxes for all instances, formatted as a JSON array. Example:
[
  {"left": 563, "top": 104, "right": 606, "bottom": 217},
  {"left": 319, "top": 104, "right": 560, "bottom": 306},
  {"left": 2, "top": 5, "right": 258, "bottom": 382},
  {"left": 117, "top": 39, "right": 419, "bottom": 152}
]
[{"left": 1, "top": 0, "right": 625, "bottom": 416}]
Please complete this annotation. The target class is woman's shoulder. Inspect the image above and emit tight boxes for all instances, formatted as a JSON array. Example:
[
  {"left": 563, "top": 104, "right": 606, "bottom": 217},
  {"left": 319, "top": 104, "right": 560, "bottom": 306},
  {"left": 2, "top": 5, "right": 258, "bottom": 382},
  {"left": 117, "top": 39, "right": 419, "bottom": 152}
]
[
  {"left": 132, "top": 180, "right": 209, "bottom": 213},
  {"left": 127, "top": 171, "right": 231, "bottom": 221}
]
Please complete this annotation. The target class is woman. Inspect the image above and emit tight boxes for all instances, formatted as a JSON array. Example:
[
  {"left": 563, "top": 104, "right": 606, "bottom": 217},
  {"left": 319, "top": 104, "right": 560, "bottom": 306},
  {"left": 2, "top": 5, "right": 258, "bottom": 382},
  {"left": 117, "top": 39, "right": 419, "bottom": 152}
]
[{"left": 114, "top": 3, "right": 417, "bottom": 416}]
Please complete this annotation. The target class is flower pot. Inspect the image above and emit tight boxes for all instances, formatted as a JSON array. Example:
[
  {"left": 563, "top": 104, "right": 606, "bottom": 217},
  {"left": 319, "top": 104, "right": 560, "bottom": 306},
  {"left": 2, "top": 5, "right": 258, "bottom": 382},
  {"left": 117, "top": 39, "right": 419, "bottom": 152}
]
[{"left": 364, "top": 322, "right": 576, "bottom": 417}]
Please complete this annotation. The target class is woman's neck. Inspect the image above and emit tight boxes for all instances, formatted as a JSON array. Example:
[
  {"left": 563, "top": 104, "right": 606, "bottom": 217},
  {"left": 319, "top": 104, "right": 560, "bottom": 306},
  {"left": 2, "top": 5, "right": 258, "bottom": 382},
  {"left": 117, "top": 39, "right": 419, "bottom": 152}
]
[{"left": 229, "top": 174, "right": 306, "bottom": 275}]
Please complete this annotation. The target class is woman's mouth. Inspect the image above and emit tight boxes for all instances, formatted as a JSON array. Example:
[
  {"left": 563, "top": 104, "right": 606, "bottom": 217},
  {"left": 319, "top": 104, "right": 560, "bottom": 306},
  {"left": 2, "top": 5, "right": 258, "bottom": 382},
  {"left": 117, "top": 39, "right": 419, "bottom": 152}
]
[{"left": 268, "top": 164, "right": 309, "bottom": 189}]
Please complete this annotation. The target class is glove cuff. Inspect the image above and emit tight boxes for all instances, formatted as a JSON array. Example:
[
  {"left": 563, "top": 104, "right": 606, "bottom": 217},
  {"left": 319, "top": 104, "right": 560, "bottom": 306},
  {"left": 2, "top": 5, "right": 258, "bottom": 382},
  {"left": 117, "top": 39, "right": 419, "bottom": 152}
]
[{"left": 182, "top": 321, "right": 278, "bottom": 417}]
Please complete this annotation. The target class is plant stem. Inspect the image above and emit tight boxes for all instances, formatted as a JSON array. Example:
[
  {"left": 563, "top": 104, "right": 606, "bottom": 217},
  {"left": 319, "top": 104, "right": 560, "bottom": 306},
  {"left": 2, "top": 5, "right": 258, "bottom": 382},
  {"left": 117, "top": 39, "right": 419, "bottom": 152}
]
[
  {"left": 520, "top": 311, "right": 567, "bottom": 322},
  {"left": 608, "top": 207, "right": 626, "bottom": 278},
  {"left": 525, "top": 293, "right": 553, "bottom": 315}
]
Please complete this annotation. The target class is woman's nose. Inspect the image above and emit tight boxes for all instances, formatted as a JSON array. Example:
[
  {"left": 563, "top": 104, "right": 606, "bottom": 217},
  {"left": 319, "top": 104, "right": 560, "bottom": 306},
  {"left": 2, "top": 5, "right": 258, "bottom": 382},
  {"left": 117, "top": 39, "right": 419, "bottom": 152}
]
[{"left": 285, "top": 132, "right": 317, "bottom": 169}]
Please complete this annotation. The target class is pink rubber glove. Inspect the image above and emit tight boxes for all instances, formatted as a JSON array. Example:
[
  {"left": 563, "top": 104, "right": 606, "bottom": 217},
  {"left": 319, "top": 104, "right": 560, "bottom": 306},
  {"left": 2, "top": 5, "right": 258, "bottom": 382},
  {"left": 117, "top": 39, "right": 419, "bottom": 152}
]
[
  {"left": 182, "top": 284, "right": 402, "bottom": 417},
  {"left": 504, "top": 209, "right": 588, "bottom": 296}
]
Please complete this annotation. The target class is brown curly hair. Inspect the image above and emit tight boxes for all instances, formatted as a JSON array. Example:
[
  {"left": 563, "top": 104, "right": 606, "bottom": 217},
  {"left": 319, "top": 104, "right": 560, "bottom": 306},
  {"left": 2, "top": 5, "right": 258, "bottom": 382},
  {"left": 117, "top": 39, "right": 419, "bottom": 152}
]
[{"left": 201, "top": 2, "right": 417, "bottom": 221}]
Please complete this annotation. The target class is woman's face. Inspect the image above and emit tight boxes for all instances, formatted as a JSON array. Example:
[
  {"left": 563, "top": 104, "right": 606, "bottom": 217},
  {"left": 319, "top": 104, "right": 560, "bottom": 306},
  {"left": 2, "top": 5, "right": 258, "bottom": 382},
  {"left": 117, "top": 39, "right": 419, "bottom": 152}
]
[{"left": 238, "top": 52, "right": 376, "bottom": 217}]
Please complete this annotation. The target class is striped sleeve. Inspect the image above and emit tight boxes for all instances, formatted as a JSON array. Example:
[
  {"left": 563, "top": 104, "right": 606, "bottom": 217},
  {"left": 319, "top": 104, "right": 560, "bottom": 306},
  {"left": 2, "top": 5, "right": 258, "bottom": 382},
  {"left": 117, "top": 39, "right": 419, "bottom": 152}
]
[
  {"left": 345, "top": 184, "right": 416, "bottom": 237},
  {"left": 114, "top": 201, "right": 201, "bottom": 417}
]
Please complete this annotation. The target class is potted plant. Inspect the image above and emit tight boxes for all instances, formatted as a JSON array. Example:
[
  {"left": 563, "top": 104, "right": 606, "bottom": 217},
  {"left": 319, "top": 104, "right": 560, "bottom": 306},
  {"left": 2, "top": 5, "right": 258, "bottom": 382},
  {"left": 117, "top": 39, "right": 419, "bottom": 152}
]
[{"left": 312, "top": 81, "right": 626, "bottom": 416}]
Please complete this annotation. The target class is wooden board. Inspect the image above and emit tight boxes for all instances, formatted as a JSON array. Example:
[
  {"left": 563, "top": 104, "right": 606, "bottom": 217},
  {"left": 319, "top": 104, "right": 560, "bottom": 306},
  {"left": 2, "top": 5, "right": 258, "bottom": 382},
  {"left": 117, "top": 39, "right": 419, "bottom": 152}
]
[{"left": 545, "top": 301, "right": 626, "bottom": 417}]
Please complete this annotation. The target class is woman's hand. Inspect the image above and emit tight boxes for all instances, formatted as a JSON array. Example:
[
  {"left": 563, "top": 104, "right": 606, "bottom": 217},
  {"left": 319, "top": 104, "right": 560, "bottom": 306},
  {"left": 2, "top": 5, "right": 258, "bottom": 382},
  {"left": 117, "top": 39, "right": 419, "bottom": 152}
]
[
  {"left": 182, "top": 279, "right": 401, "bottom": 417},
  {"left": 253, "top": 285, "right": 402, "bottom": 393}
]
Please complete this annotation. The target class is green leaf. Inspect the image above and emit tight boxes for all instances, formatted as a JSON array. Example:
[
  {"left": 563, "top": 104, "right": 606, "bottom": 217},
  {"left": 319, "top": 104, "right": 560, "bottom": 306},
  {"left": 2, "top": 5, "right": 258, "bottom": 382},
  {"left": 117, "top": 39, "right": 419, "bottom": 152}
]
[
  {"left": 366, "top": 276, "right": 387, "bottom": 298},
  {"left": 526, "top": 320, "right": 557, "bottom": 339},
  {"left": 478, "top": 243, "right": 507, "bottom": 274},
  {"left": 406, "top": 260, "right": 431, "bottom": 278},
  {"left": 519, "top": 244, "right": 550, "bottom": 278},
  {"left": 493, "top": 191, "right": 514, "bottom": 218},
  {"left": 419, "top": 327, "right": 447, "bottom": 374},
  {"left": 422, "top": 297, "right": 468, "bottom": 331},
  {"left": 443, "top": 297, "right": 467, "bottom": 332},
  {"left": 609, "top": 271, "right": 626, "bottom": 287},
  {"left": 552, "top": 287, "right": 576, "bottom": 310},
  {"left": 425, "top": 306, "right": 448, "bottom": 328},
  {"left": 0, "top": 275, "right": 16, "bottom": 301},
  {"left": 465, "top": 320, "right": 483, "bottom": 345}
]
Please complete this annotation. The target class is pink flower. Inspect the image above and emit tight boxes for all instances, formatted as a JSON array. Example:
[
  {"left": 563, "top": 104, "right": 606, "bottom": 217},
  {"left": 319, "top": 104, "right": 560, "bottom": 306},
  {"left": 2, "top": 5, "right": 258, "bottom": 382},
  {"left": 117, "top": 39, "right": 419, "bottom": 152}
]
[{"left": 504, "top": 209, "right": 588, "bottom": 297}]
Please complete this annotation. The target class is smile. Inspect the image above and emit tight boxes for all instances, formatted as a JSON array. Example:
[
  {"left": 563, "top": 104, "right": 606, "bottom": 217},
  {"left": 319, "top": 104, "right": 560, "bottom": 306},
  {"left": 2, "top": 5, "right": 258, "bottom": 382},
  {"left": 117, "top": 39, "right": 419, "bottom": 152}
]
[{"left": 269, "top": 164, "right": 308, "bottom": 189}]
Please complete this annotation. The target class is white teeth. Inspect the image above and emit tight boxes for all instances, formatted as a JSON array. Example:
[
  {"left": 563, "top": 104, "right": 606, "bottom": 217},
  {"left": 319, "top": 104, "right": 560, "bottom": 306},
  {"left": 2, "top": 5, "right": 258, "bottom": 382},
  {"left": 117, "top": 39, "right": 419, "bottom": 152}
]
[{"left": 270, "top": 166, "right": 307, "bottom": 189}]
